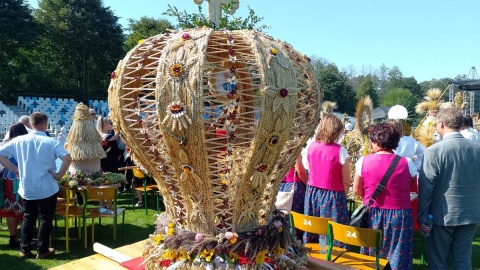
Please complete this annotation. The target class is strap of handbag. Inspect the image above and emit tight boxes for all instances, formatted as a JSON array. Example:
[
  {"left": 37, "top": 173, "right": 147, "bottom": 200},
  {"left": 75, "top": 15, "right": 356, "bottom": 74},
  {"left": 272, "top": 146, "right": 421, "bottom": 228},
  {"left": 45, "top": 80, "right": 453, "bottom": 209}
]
[{"left": 367, "top": 155, "right": 401, "bottom": 207}]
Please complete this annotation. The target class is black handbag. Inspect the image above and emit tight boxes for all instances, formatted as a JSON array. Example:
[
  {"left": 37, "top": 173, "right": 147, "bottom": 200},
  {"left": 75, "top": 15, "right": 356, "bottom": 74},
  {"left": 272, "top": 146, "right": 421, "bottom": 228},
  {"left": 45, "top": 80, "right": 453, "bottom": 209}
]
[{"left": 349, "top": 155, "right": 401, "bottom": 228}]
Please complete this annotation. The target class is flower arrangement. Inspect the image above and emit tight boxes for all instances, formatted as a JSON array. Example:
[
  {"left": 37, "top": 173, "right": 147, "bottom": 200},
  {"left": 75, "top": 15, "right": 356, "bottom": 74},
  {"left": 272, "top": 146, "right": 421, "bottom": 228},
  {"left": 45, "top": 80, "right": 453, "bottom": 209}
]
[
  {"left": 57, "top": 170, "right": 126, "bottom": 189},
  {"left": 142, "top": 211, "right": 308, "bottom": 270}
]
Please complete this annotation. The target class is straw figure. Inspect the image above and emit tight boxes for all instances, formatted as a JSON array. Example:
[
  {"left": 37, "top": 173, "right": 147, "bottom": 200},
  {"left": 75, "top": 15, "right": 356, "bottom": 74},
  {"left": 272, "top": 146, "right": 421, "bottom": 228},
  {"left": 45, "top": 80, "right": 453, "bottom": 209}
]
[
  {"left": 321, "top": 101, "right": 337, "bottom": 118},
  {"left": 413, "top": 88, "right": 452, "bottom": 147},
  {"left": 107, "top": 17, "right": 321, "bottom": 270},
  {"left": 66, "top": 104, "right": 106, "bottom": 173},
  {"left": 341, "top": 96, "right": 373, "bottom": 198}
]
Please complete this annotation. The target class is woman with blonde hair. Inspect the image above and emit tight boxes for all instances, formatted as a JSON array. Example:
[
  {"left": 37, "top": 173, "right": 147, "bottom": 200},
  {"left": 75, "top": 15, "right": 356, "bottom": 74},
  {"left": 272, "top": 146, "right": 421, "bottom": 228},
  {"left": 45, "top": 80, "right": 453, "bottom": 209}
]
[
  {"left": 96, "top": 116, "right": 121, "bottom": 174},
  {"left": 303, "top": 114, "right": 350, "bottom": 243}
]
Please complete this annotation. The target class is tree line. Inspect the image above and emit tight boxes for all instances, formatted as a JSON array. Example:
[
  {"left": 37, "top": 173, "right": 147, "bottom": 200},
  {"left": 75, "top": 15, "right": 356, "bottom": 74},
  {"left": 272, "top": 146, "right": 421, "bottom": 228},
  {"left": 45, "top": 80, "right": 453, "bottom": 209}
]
[{"left": 1, "top": 0, "right": 462, "bottom": 117}]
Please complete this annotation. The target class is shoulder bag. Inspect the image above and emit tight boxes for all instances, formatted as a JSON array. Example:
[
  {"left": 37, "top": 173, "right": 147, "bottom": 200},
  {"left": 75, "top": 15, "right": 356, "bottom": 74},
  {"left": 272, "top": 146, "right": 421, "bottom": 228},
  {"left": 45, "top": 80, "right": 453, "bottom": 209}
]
[{"left": 349, "top": 155, "right": 401, "bottom": 228}]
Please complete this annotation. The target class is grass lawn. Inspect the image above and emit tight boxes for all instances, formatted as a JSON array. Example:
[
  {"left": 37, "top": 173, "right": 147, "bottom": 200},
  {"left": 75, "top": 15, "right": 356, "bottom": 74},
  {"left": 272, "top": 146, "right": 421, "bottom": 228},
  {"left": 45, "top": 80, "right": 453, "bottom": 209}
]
[{"left": 1, "top": 192, "right": 480, "bottom": 269}]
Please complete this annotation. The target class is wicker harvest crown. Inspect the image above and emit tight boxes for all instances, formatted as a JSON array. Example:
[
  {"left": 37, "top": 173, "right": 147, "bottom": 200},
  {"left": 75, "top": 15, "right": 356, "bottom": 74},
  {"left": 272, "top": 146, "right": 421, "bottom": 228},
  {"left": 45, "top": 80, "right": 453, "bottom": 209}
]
[{"left": 108, "top": 28, "right": 321, "bottom": 268}]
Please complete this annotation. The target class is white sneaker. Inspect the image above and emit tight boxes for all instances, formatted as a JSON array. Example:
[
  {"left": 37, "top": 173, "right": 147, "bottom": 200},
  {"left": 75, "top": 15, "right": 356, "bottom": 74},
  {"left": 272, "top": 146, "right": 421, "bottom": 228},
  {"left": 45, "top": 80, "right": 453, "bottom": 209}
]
[{"left": 135, "top": 202, "right": 144, "bottom": 207}]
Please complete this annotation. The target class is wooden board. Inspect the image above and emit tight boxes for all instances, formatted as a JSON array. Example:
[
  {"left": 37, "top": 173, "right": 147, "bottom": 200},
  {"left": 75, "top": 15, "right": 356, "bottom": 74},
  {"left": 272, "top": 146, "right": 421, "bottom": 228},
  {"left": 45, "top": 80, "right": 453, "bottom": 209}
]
[
  {"left": 50, "top": 239, "right": 355, "bottom": 270},
  {"left": 49, "top": 240, "right": 146, "bottom": 270}
]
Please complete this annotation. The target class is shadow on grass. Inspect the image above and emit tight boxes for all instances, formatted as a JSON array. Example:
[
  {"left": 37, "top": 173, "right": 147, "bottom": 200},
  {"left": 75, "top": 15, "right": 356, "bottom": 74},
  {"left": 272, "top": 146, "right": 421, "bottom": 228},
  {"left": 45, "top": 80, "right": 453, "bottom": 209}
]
[{"left": 0, "top": 252, "right": 44, "bottom": 270}]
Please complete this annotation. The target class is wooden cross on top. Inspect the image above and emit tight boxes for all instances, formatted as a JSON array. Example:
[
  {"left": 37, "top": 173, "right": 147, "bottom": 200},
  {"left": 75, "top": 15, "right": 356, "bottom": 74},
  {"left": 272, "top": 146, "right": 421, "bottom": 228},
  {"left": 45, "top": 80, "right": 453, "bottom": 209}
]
[{"left": 193, "top": 0, "right": 240, "bottom": 28}]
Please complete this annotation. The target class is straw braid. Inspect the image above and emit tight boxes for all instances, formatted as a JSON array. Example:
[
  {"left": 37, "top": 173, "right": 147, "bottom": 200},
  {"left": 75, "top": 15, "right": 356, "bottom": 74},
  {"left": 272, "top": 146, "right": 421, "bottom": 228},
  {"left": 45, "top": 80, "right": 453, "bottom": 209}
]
[{"left": 66, "top": 104, "right": 106, "bottom": 160}]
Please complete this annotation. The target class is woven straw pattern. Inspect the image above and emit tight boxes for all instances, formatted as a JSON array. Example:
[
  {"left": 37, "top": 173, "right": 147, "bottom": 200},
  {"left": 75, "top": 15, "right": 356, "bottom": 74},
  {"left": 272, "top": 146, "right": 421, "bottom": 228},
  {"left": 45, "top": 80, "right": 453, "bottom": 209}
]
[
  {"left": 108, "top": 29, "right": 321, "bottom": 238},
  {"left": 66, "top": 104, "right": 106, "bottom": 161}
]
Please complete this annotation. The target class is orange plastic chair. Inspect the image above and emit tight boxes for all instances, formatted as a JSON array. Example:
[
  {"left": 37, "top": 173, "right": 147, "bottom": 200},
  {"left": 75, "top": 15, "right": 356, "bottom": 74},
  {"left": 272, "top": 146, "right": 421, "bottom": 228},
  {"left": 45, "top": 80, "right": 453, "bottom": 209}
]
[
  {"left": 327, "top": 221, "right": 389, "bottom": 270},
  {"left": 289, "top": 211, "right": 346, "bottom": 261}
]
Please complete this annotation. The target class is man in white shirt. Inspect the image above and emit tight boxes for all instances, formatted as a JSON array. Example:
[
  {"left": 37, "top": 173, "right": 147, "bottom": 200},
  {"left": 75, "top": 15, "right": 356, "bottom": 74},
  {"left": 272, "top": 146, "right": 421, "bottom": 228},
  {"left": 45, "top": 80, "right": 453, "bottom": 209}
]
[
  {"left": 387, "top": 119, "right": 425, "bottom": 172},
  {"left": 460, "top": 115, "right": 479, "bottom": 143},
  {"left": 0, "top": 112, "right": 71, "bottom": 259}
]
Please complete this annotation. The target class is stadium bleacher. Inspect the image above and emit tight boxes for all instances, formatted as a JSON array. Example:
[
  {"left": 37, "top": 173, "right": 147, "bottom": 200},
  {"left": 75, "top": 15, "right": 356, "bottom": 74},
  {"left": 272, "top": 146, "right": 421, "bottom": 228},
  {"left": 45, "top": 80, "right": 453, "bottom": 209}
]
[{"left": 1, "top": 96, "right": 110, "bottom": 137}]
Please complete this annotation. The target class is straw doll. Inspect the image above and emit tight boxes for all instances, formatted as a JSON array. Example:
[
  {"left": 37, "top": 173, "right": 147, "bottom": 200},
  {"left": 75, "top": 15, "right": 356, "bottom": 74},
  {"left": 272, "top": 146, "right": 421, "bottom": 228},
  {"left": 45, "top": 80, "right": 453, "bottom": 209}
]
[
  {"left": 413, "top": 88, "right": 451, "bottom": 147},
  {"left": 66, "top": 104, "right": 106, "bottom": 173},
  {"left": 342, "top": 96, "right": 373, "bottom": 198}
]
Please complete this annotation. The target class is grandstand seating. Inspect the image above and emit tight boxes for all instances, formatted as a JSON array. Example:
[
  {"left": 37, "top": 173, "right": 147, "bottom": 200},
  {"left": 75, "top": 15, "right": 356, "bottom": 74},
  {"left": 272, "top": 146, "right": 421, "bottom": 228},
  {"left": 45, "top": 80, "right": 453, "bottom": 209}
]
[{"left": 2, "top": 96, "right": 110, "bottom": 137}]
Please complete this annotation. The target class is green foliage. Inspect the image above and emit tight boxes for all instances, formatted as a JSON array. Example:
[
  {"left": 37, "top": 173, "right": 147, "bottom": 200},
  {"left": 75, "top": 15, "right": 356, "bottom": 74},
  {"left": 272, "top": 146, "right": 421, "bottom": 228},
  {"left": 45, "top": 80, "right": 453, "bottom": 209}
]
[
  {"left": 381, "top": 87, "right": 418, "bottom": 117},
  {"left": 356, "top": 77, "right": 380, "bottom": 107},
  {"left": 419, "top": 78, "right": 450, "bottom": 95},
  {"left": 0, "top": 0, "right": 40, "bottom": 102},
  {"left": 163, "top": 3, "right": 269, "bottom": 31},
  {"left": 312, "top": 58, "right": 357, "bottom": 115},
  {"left": 32, "top": 0, "right": 124, "bottom": 102},
  {"left": 123, "top": 17, "right": 174, "bottom": 52}
]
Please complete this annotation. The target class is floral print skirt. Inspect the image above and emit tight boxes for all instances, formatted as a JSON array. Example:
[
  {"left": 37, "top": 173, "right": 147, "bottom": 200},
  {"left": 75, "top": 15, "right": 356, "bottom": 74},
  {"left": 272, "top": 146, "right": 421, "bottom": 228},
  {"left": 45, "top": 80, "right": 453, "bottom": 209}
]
[
  {"left": 303, "top": 185, "right": 348, "bottom": 244},
  {"left": 361, "top": 207, "right": 413, "bottom": 270},
  {"left": 279, "top": 182, "right": 306, "bottom": 240}
]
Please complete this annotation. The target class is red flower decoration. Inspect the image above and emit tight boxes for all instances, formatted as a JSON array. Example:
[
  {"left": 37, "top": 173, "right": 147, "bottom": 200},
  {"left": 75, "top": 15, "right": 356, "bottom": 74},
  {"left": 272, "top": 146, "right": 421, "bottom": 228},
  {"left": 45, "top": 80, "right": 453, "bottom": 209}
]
[
  {"left": 238, "top": 256, "right": 249, "bottom": 265},
  {"left": 101, "top": 141, "right": 108, "bottom": 147},
  {"left": 159, "top": 259, "right": 171, "bottom": 267}
]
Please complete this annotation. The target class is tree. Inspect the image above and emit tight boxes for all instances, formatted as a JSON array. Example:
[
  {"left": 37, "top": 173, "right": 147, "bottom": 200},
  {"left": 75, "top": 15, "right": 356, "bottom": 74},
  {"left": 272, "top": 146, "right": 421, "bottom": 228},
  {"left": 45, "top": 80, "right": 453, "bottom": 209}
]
[
  {"left": 33, "top": 0, "right": 124, "bottom": 102},
  {"left": 356, "top": 77, "right": 380, "bottom": 107},
  {"left": 123, "top": 17, "right": 174, "bottom": 52},
  {"left": 381, "top": 88, "right": 418, "bottom": 117},
  {"left": 419, "top": 78, "right": 450, "bottom": 96},
  {"left": 163, "top": 4, "right": 269, "bottom": 31},
  {"left": 401, "top": 76, "right": 423, "bottom": 99},
  {"left": 0, "top": 0, "right": 39, "bottom": 102},
  {"left": 312, "top": 58, "right": 357, "bottom": 115}
]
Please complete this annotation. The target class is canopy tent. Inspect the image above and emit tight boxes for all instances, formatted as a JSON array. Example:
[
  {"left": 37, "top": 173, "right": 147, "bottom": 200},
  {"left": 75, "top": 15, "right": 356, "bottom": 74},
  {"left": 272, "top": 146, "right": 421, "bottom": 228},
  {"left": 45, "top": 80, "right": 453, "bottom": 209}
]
[{"left": 449, "top": 79, "right": 480, "bottom": 91}]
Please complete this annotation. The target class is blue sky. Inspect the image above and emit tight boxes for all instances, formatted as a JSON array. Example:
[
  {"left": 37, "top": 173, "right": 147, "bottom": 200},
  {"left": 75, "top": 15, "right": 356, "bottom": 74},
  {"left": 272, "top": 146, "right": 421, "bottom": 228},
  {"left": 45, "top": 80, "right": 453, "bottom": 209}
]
[{"left": 27, "top": 0, "right": 480, "bottom": 82}]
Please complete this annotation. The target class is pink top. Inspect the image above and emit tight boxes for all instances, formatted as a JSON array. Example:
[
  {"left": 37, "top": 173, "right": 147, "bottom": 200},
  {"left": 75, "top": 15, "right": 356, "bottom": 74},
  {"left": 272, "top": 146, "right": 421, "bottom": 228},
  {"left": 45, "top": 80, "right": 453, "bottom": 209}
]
[
  {"left": 361, "top": 154, "right": 412, "bottom": 210},
  {"left": 307, "top": 142, "right": 343, "bottom": 191},
  {"left": 282, "top": 167, "right": 297, "bottom": 183}
]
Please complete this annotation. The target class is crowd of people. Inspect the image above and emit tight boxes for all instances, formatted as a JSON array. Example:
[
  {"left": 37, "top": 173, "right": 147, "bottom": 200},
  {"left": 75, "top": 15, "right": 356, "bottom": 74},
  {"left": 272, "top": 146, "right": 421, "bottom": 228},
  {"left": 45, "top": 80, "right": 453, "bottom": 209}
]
[
  {"left": 280, "top": 108, "right": 480, "bottom": 270},
  {"left": 0, "top": 108, "right": 145, "bottom": 259},
  {"left": 1, "top": 105, "right": 479, "bottom": 268}
]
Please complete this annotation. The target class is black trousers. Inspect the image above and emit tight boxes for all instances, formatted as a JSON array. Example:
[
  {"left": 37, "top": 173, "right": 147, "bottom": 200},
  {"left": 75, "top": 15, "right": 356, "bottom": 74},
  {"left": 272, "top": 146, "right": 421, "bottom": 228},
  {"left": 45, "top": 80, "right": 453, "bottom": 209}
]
[{"left": 21, "top": 193, "right": 57, "bottom": 254}]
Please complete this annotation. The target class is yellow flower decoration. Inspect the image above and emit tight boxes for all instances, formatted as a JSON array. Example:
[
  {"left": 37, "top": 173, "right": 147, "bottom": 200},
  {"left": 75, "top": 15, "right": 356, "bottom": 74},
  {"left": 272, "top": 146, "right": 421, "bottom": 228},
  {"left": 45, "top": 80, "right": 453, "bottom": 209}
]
[
  {"left": 178, "top": 249, "right": 190, "bottom": 261},
  {"left": 229, "top": 251, "right": 238, "bottom": 264},
  {"left": 170, "top": 63, "right": 185, "bottom": 77},
  {"left": 229, "top": 235, "right": 238, "bottom": 245},
  {"left": 163, "top": 249, "right": 178, "bottom": 261},
  {"left": 200, "top": 249, "right": 215, "bottom": 262},
  {"left": 167, "top": 223, "right": 175, "bottom": 236},
  {"left": 273, "top": 244, "right": 283, "bottom": 257},
  {"left": 255, "top": 249, "right": 268, "bottom": 265},
  {"left": 153, "top": 234, "right": 163, "bottom": 245}
]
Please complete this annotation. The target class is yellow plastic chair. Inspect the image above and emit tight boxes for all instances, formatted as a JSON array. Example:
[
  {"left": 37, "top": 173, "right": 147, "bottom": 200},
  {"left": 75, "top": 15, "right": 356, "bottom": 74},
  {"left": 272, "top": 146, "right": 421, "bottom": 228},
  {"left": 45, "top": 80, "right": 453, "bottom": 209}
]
[
  {"left": 80, "top": 186, "right": 126, "bottom": 248},
  {"left": 132, "top": 168, "right": 158, "bottom": 215},
  {"left": 289, "top": 211, "right": 346, "bottom": 261},
  {"left": 54, "top": 187, "right": 84, "bottom": 253},
  {"left": 327, "top": 221, "right": 389, "bottom": 270}
]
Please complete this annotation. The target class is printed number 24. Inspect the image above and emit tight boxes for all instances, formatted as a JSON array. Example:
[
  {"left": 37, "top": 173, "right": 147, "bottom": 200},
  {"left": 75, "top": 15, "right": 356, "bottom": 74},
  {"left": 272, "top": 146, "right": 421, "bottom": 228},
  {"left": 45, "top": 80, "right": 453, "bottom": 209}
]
[
  {"left": 346, "top": 231, "right": 357, "bottom": 238},
  {"left": 303, "top": 219, "right": 312, "bottom": 226}
]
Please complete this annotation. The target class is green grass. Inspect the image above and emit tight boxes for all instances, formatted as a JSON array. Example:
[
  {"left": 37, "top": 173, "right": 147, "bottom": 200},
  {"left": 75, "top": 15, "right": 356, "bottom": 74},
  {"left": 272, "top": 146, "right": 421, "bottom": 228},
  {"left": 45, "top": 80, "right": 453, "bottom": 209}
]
[
  {"left": 1, "top": 193, "right": 480, "bottom": 269},
  {"left": 0, "top": 192, "right": 159, "bottom": 270}
]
